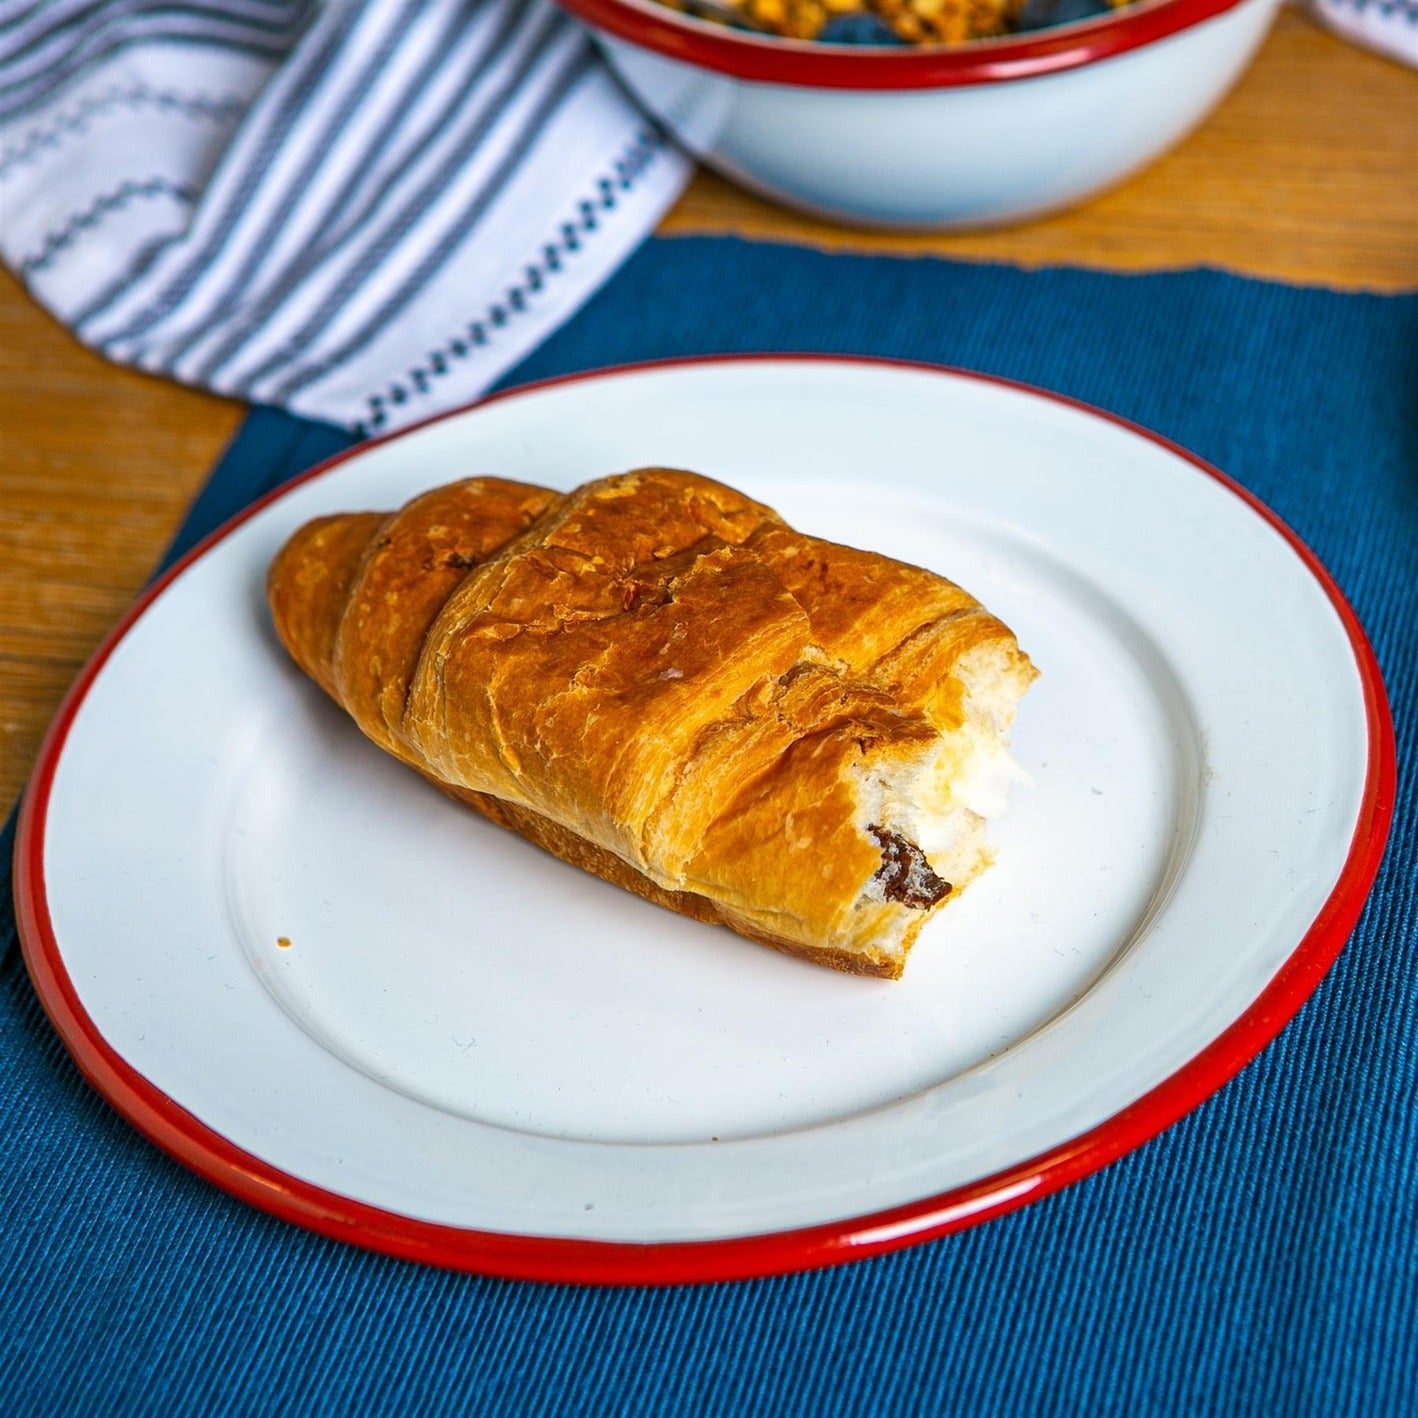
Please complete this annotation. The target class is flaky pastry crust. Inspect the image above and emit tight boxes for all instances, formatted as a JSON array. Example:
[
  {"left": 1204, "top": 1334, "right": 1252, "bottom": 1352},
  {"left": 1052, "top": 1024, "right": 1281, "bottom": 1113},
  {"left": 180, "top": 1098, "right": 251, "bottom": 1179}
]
[{"left": 267, "top": 469, "right": 1036, "bottom": 977}]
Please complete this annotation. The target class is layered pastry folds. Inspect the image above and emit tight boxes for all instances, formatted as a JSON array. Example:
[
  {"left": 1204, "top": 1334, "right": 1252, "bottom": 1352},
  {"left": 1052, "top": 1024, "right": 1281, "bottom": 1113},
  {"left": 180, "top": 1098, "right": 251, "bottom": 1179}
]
[{"left": 267, "top": 468, "right": 1036, "bottom": 978}]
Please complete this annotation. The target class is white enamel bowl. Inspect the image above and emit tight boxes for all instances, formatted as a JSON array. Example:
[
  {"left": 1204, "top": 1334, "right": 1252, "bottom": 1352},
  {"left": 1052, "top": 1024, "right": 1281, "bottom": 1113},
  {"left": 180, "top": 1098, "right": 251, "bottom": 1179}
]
[{"left": 557, "top": 0, "right": 1282, "bottom": 227}]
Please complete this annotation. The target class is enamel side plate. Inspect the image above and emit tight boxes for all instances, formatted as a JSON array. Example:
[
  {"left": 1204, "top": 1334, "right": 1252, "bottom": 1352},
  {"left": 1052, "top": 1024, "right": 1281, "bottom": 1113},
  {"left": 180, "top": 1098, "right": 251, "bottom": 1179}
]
[{"left": 17, "top": 358, "right": 1393, "bottom": 1285}]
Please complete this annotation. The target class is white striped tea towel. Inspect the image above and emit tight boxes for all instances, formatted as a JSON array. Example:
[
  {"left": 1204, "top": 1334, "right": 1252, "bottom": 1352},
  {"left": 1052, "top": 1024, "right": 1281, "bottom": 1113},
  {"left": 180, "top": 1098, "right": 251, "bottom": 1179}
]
[{"left": 0, "top": 0, "right": 692, "bottom": 435}]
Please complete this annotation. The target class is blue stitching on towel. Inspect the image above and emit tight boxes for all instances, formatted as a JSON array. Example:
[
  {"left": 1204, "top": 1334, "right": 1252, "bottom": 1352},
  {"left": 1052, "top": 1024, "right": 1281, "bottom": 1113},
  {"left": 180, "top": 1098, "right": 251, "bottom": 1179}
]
[
  {"left": 0, "top": 20, "right": 307, "bottom": 129},
  {"left": 20, "top": 178, "right": 197, "bottom": 276},
  {"left": 354, "top": 126, "right": 666, "bottom": 438},
  {"left": 0, "top": 85, "right": 245, "bottom": 181},
  {"left": 1323, "top": 0, "right": 1418, "bottom": 16}
]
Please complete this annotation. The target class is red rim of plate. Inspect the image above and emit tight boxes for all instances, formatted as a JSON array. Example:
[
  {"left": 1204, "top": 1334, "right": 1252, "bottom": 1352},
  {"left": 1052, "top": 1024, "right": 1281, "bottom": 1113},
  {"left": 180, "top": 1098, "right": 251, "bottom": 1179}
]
[
  {"left": 555, "top": 0, "right": 1252, "bottom": 89},
  {"left": 14, "top": 355, "right": 1396, "bottom": 1287}
]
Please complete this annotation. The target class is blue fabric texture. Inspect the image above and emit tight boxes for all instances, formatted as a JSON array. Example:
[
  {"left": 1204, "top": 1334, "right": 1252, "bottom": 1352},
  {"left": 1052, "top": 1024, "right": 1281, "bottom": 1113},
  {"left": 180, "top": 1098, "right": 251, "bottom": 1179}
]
[{"left": 3, "top": 237, "right": 1414, "bottom": 1414}]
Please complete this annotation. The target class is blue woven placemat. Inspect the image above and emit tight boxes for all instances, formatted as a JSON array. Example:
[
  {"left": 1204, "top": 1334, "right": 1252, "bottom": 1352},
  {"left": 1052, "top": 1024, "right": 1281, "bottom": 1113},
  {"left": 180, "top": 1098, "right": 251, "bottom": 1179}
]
[{"left": 3, "top": 236, "right": 1414, "bottom": 1415}]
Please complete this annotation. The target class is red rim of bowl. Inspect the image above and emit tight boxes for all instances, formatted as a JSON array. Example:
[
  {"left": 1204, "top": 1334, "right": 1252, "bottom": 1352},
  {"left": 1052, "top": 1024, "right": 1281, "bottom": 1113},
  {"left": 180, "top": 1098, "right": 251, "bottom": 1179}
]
[
  {"left": 14, "top": 354, "right": 1396, "bottom": 1288},
  {"left": 555, "top": 0, "right": 1255, "bottom": 88}
]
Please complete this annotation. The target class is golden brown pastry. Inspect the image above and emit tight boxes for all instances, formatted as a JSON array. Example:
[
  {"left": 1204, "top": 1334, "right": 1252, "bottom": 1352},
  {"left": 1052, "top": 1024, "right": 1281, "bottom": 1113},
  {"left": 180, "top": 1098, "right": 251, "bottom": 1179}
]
[{"left": 267, "top": 469, "right": 1036, "bottom": 978}]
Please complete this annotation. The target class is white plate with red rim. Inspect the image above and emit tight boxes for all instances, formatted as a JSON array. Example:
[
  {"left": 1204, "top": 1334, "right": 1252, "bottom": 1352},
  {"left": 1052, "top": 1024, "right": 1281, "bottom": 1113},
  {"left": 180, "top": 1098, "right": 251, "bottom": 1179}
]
[{"left": 17, "top": 356, "right": 1393, "bottom": 1285}]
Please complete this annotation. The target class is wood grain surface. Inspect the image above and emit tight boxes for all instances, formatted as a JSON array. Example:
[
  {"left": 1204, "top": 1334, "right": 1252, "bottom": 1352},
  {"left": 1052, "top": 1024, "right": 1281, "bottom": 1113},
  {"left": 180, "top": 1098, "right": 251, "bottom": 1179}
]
[{"left": 1, "top": 11, "right": 1414, "bottom": 814}]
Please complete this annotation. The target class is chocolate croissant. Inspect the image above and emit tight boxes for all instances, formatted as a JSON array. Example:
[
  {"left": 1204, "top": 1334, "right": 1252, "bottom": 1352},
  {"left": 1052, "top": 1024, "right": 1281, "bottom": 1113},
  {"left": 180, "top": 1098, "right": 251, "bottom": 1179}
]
[{"left": 267, "top": 468, "right": 1036, "bottom": 978}]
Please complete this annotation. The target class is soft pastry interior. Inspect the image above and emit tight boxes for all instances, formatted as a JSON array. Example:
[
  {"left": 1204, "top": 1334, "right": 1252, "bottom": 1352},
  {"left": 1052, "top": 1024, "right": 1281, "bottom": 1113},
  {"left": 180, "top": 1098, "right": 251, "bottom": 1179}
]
[{"left": 266, "top": 468, "right": 1037, "bottom": 978}]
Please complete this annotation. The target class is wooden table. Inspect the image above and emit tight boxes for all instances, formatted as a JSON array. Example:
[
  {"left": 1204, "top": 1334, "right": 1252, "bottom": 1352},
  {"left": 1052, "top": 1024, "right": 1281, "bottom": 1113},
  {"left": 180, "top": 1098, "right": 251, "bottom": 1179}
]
[{"left": 1, "top": 11, "right": 1414, "bottom": 815}]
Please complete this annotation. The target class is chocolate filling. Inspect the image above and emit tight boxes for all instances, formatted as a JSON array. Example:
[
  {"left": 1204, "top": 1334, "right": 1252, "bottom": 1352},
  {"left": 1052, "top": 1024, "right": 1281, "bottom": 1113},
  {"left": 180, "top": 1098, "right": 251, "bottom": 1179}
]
[{"left": 867, "top": 825, "right": 952, "bottom": 909}]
